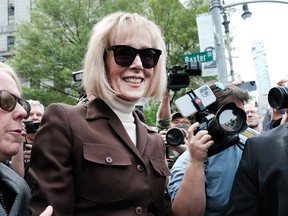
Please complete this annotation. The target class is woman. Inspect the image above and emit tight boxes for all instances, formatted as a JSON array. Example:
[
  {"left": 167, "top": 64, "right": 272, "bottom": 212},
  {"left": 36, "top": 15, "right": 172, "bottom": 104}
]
[
  {"left": 0, "top": 62, "right": 52, "bottom": 216},
  {"left": 29, "top": 12, "right": 170, "bottom": 215}
]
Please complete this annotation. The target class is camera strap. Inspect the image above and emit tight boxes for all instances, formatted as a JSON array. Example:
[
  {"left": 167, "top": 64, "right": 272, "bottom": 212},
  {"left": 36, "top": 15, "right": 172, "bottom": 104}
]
[{"left": 187, "top": 90, "right": 205, "bottom": 112}]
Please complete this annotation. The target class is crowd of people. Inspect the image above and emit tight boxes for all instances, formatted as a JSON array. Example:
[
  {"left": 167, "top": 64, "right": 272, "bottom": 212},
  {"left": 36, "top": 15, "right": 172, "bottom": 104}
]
[{"left": 1, "top": 11, "right": 288, "bottom": 216}]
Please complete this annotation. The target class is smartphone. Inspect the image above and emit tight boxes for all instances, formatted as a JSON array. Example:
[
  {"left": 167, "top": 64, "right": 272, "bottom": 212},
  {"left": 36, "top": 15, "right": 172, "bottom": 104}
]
[
  {"left": 238, "top": 81, "right": 257, "bottom": 92},
  {"left": 175, "top": 85, "right": 216, "bottom": 117}
]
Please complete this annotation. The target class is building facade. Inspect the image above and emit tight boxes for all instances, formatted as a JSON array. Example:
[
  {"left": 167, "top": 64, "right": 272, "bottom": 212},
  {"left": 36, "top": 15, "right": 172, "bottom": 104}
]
[
  {"left": 0, "top": 0, "right": 31, "bottom": 61},
  {"left": 251, "top": 40, "right": 271, "bottom": 119}
]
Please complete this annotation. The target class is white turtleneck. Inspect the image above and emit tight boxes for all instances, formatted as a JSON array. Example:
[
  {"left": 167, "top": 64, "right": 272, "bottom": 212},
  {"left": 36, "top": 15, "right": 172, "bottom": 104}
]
[{"left": 104, "top": 96, "right": 137, "bottom": 145}]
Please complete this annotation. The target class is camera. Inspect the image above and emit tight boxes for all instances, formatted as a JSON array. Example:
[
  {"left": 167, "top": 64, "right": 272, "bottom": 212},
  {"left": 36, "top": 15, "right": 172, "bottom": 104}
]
[
  {"left": 167, "top": 62, "right": 201, "bottom": 91},
  {"left": 24, "top": 121, "right": 40, "bottom": 134},
  {"left": 268, "top": 86, "right": 288, "bottom": 109},
  {"left": 174, "top": 84, "right": 247, "bottom": 157},
  {"left": 194, "top": 102, "right": 247, "bottom": 157},
  {"left": 72, "top": 70, "right": 83, "bottom": 82},
  {"left": 166, "top": 127, "right": 187, "bottom": 146}
]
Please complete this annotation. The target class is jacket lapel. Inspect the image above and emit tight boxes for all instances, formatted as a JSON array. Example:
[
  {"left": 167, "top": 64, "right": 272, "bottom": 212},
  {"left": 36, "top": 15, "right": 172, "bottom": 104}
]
[
  {"left": 85, "top": 99, "right": 147, "bottom": 162},
  {"left": 134, "top": 113, "right": 148, "bottom": 155}
]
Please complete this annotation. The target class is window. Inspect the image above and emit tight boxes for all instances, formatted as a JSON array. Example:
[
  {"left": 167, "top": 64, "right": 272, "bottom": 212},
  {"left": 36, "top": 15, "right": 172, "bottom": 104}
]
[
  {"left": 8, "top": 1, "right": 15, "bottom": 24},
  {"left": 7, "top": 36, "right": 15, "bottom": 51}
]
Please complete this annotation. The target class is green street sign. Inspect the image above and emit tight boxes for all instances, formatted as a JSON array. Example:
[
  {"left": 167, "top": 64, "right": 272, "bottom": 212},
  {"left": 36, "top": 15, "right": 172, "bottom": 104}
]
[{"left": 184, "top": 51, "right": 213, "bottom": 63}]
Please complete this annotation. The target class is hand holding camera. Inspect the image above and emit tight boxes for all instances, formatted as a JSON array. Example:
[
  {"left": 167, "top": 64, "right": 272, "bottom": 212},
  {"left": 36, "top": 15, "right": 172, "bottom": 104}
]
[
  {"left": 174, "top": 85, "right": 248, "bottom": 157},
  {"left": 187, "top": 122, "right": 214, "bottom": 163},
  {"left": 23, "top": 121, "right": 40, "bottom": 163}
]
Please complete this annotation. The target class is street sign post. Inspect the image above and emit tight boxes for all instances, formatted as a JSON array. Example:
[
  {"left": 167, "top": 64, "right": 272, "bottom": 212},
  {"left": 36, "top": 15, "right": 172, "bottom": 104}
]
[{"left": 184, "top": 51, "right": 214, "bottom": 63}]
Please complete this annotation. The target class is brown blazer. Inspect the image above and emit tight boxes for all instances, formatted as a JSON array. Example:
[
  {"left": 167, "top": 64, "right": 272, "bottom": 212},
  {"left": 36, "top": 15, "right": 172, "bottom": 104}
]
[{"left": 29, "top": 99, "right": 171, "bottom": 216}]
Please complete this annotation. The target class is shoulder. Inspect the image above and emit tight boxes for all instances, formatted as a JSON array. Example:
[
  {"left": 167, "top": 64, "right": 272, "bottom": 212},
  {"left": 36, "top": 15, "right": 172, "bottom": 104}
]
[
  {"left": 45, "top": 103, "right": 81, "bottom": 113},
  {"left": 248, "top": 123, "right": 288, "bottom": 147},
  {"left": 171, "top": 150, "right": 190, "bottom": 170},
  {"left": 243, "top": 123, "right": 288, "bottom": 162},
  {"left": 0, "top": 164, "right": 31, "bottom": 195},
  {"left": 43, "top": 103, "right": 87, "bottom": 122}
]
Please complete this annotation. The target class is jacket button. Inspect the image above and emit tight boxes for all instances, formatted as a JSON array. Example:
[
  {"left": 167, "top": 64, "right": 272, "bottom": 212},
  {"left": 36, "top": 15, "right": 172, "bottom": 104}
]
[
  {"left": 105, "top": 157, "right": 113, "bottom": 164},
  {"left": 136, "top": 164, "right": 144, "bottom": 172},
  {"left": 135, "top": 206, "right": 143, "bottom": 215}
]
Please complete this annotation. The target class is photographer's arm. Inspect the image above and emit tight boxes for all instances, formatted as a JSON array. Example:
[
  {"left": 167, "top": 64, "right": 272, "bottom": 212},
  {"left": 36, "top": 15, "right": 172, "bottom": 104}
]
[
  {"left": 171, "top": 122, "right": 214, "bottom": 216},
  {"left": 156, "top": 89, "right": 172, "bottom": 131}
]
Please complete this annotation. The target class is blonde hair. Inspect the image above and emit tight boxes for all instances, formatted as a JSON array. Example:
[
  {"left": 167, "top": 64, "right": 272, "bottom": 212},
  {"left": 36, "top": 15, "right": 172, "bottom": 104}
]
[
  {"left": 0, "top": 62, "right": 21, "bottom": 93},
  {"left": 83, "top": 12, "right": 167, "bottom": 101}
]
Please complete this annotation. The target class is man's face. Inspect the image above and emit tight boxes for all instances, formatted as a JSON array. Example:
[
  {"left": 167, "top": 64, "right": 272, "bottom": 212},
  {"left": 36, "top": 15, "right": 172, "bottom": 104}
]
[
  {"left": 27, "top": 104, "right": 43, "bottom": 122},
  {"left": 244, "top": 104, "right": 261, "bottom": 129},
  {"left": 171, "top": 117, "right": 191, "bottom": 128},
  {"left": 0, "top": 73, "right": 27, "bottom": 161}
]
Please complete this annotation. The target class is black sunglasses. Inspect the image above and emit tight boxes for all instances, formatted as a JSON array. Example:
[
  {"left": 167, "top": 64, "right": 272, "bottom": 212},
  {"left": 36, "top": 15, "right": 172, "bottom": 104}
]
[
  {"left": 106, "top": 45, "right": 162, "bottom": 69},
  {"left": 0, "top": 90, "right": 31, "bottom": 119}
]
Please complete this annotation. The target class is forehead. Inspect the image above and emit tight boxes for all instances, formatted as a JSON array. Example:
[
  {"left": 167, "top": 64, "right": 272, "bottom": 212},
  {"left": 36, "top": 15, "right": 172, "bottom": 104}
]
[
  {"left": 244, "top": 104, "right": 257, "bottom": 111},
  {"left": 0, "top": 72, "right": 20, "bottom": 97},
  {"left": 111, "top": 24, "right": 153, "bottom": 47},
  {"left": 30, "top": 104, "right": 44, "bottom": 113}
]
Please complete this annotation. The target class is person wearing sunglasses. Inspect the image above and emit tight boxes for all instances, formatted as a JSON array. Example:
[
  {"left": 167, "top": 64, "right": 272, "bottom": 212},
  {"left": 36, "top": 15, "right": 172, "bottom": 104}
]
[
  {"left": 29, "top": 12, "right": 170, "bottom": 216},
  {"left": 9, "top": 99, "right": 45, "bottom": 195},
  {"left": 0, "top": 62, "right": 52, "bottom": 216}
]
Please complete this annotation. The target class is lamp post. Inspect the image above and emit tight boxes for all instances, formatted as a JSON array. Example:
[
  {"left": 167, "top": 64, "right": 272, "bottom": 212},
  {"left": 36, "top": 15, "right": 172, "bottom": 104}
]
[
  {"left": 210, "top": 0, "right": 228, "bottom": 84},
  {"left": 209, "top": 0, "right": 288, "bottom": 84},
  {"left": 222, "top": 11, "right": 235, "bottom": 82}
]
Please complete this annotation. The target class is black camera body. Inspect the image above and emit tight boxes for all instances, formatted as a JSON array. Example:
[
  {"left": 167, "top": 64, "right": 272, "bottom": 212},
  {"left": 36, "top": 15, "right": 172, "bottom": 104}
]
[
  {"left": 174, "top": 85, "right": 247, "bottom": 157},
  {"left": 167, "top": 62, "right": 201, "bottom": 91},
  {"left": 194, "top": 113, "right": 215, "bottom": 134},
  {"left": 24, "top": 121, "right": 40, "bottom": 134},
  {"left": 193, "top": 103, "right": 247, "bottom": 157},
  {"left": 268, "top": 86, "right": 288, "bottom": 109}
]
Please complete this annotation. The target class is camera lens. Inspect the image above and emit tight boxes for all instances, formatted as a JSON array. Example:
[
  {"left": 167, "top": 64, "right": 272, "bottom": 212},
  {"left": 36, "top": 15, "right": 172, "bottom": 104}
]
[
  {"left": 268, "top": 87, "right": 288, "bottom": 109},
  {"left": 166, "top": 128, "right": 185, "bottom": 146}
]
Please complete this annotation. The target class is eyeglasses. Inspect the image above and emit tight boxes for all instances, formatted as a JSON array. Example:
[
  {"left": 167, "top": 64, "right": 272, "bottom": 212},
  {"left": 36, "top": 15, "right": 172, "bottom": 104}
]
[
  {"left": 0, "top": 90, "right": 31, "bottom": 119},
  {"left": 106, "top": 45, "right": 162, "bottom": 69}
]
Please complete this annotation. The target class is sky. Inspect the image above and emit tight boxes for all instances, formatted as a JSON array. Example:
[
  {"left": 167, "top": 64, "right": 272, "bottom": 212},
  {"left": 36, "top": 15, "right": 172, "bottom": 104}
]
[{"left": 225, "top": 0, "right": 288, "bottom": 86}]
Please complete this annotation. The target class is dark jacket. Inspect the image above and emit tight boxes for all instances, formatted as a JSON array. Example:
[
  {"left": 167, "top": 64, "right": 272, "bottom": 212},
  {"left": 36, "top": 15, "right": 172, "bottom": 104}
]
[
  {"left": 0, "top": 163, "right": 31, "bottom": 216},
  {"left": 29, "top": 99, "right": 171, "bottom": 216},
  {"left": 227, "top": 123, "right": 288, "bottom": 216}
]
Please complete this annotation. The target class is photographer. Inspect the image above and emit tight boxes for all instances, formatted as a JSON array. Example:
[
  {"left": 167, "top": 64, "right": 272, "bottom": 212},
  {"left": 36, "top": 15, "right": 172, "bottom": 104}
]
[
  {"left": 168, "top": 82, "right": 249, "bottom": 216},
  {"left": 162, "top": 113, "right": 190, "bottom": 156},
  {"left": 157, "top": 90, "right": 191, "bottom": 151},
  {"left": 23, "top": 100, "right": 44, "bottom": 162}
]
